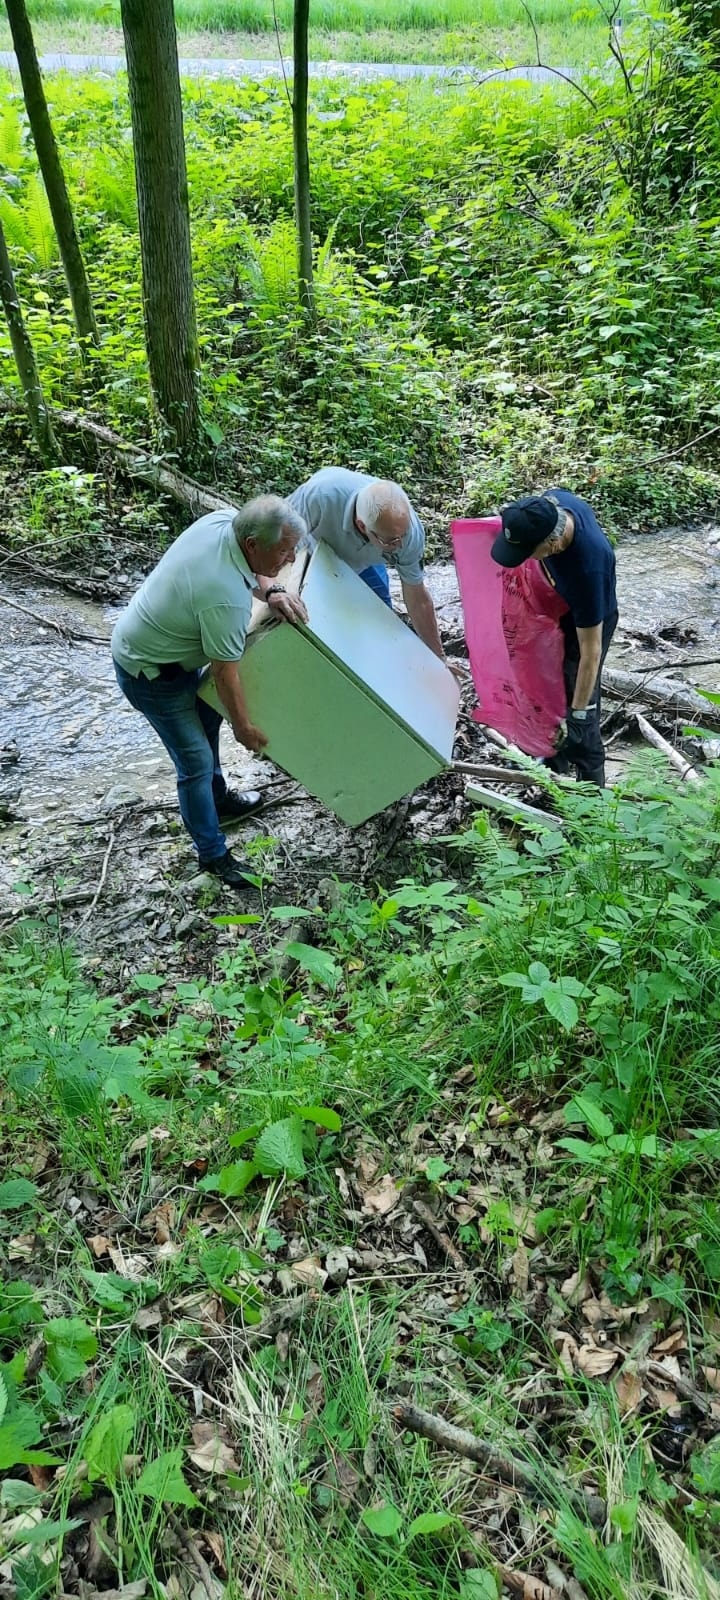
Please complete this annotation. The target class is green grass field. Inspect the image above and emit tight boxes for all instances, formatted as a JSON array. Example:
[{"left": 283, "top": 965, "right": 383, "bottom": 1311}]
[{"left": 0, "top": 0, "right": 619, "bottom": 67}]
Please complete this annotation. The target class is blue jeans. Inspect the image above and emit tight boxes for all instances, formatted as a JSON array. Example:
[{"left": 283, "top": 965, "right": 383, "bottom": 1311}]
[
  {"left": 113, "top": 659, "right": 229, "bottom": 861},
  {"left": 359, "top": 564, "right": 392, "bottom": 607}
]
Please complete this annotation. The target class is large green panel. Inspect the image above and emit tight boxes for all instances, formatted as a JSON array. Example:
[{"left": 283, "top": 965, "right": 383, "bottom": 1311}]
[{"left": 201, "top": 623, "right": 444, "bottom": 827}]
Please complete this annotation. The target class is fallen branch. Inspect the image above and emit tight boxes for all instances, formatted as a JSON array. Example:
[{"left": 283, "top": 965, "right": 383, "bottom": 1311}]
[
  {"left": 0, "top": 588, "right": 107, "bottom": 645},
  {"left": 635, "top": 714, "right": 702, "bottom": 786},
  {"left": 393, "top": 1400, "right": 538, "bottom": 1491},
  {"left": 76, "top": 826, "right": 116, "bottom": 927},
  {"left": 603, "top": 666, "right": 720, "bottom": 732},
  {"left": 466, "top": 781, "right": 565, "bottom": 830},
  {"left": 453, "top": 759, "right": 561, "bottom": 787},
  {"left": 57, "top": 408, "right": 232, "bottom": 516},
  {"left": 411, "top": 1198, "right": 468, "bottom": 1272},
  {"left": 393, "top": 1401, "right": 605, "bottom": 1528},
  {"left": 167, "top": 1510, "right": 223, "bottom": 1600}
]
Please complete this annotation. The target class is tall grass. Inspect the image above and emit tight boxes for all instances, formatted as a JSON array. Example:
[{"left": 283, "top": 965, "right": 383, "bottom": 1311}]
[{"left": 22, "top": 0, "right": 614, "bottom": 36}]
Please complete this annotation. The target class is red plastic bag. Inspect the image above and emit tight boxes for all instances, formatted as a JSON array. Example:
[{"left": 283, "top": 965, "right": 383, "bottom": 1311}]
[{"left": 451, "top": 517, "right": 569, "bottom": 758}]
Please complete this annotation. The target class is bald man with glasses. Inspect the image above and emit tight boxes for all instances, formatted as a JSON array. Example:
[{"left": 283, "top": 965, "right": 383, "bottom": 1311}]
[{"left": 265, "top": 466, "right": 450, "bottom": 667}]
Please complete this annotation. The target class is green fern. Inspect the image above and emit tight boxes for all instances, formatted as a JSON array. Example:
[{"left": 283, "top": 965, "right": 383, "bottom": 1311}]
[
  {"left": 0, "top": 176, "right": 58, "bottom": 269},
  {"left": 237, "top": 215, "right": 350, "bottom": 319},
  {"left": 24, "top": 175, "right": 58, "bottom": 270},
  {"left": 0, "top": 106, "right": 24, "bottom": 177}
]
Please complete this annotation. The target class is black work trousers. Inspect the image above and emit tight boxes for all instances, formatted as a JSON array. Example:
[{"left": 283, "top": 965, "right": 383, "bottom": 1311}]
[{"left": 548, "top": 610, "right": 618, "bottom": 787}]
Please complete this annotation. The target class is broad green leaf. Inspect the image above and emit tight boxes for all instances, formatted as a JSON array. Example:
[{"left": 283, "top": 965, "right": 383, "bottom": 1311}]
[
  {"left": 80, "top": 1270, "right": 132, "bottom": 1311},
  {"left": 361, "top": 1501, "right": 403, "bottom": 1538},
  {"left": 284, "top": 942, "right": 339, "bottom": 988},
  {"left": 45, "top": 1318, "right": 98, "bottom": 1382},
  {"left": 0, "top": 1410, "right": 58, "bottom": 1471},
  {"left": 527, "top": 960, "right": 551, "bottom": 985},
  {"left": 425, "top": 1156, "right": 450, "bottom": 1183},
  {"left": 254, "top": 1115, "right": 307, "bottom": 1179},
  {"left": 405, "top": 1511, "right": 455, "bottom": 1540},
  {"left": 556, "top": 1137, "right": 602, "bottom": 1163},
  {"left": 5, "top": 1516, "right": 81, "bottom": 1547},
  {"left": 0, "top": 1179, "right": 38, "bottom": 1212},
  {"left": 198, "top": 1161, "right": 258, "bottom": 1197},
  {"left": 606, "top": 1132, "right": 660, "bottom": 1158},
  {"left": 228, "top": 1123, "right": 263, "bottom": 1148},
  {"left": 85, "top": 1404, "right": 136, "bottom": 1484},
  {"left": 459, "top": 1573, "right": 499, "bottom": 1599},
  {"left": 269, "top": 905, "right": 313, "bottom": 920},
  {"left": 295, "top": 1105, "right": 342, "bottom": 1131},
  {"left": 132, "top": 973, "right": 165, "bottom": 992},
  {"left": 565, "top": 1092, "right": 614, "bottom": 1139},
  {"left": 0, "top": 1479, "right": 43, "bottom": 1509},
  {"left": 136, "top": 1448, "right": 199, "bottom": 1507},
  {"left": 542, "top": 988, "right": 578, "bottom": 1030}
]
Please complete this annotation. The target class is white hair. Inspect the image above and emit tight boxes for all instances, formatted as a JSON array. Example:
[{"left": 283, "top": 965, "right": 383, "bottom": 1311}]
[
  {"left": 233, "top": 494, "right": 306, "bottom": 551},
  {"left": 355, "top": 478, "right": 411, "bottom": 534}
]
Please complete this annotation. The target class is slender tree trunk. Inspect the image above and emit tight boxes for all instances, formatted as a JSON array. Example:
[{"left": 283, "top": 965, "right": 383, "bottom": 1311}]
[
  {"left": 292, "top": 0, "right": 314, "bottom": 319},
  {"left": 119, "top": 0, "right": 200, "bottom": 452},
  {"left": 4, "top": 0, "right": 99, "bottom": 350},
  {"left": 0, "top": 214, "right": 58, "bottom": 461}
]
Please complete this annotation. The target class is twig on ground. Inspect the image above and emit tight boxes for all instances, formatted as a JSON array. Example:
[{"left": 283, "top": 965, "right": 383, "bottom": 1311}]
[
  {"left": 411, "top": 1198, "right": 468, "bottom": 1272},
  {"left": 76, "top": 826, "right": 117, "bottom": 927},
  {"left": 635, "top": 714, "right": 702, "bottom": 785},
  {"left": 453, "top": 759, "right": 556, "bottom": 786},
  {"left": 393, "top": 1402, "right": 605, "bottom": 1528},
  {"left": 630, "top": 654, "right": 720, "bottom": 673},
  {"left": 0, "top": 588, "right": 107, "bottom": 645},
  {"left": 167, "top": 1509, "right": 223, "bottom": 1599},
  {"left": 643, "top": 1360, "right": 713, "bottom": 1417}
]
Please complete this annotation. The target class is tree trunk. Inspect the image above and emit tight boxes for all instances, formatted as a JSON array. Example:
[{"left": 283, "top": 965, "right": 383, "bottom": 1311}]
[
  {"left": 119, "top": 0, "right": 200, "bottom": 452},
  {"left": 292, "top": 0, "right": 314, "bottom": 319},
  {"left": 4, "top": 0, "right": 99, "bottom": 352},
  {"left": 0, "top": 214, "right": 58, "bottom": 461}
]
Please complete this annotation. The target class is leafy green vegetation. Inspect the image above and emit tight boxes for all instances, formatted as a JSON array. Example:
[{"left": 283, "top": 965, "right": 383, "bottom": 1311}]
[
  {"left": 2, "top": 4, "right": 720, "bottom": 547},
  {"left": 2, "top": 770, "right": 720, "bottom": 1594}
]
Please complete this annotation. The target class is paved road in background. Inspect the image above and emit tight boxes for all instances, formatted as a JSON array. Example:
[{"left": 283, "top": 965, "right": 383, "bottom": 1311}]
[{"left": 0, "top": 50, "right": 572, "bottom": 84}]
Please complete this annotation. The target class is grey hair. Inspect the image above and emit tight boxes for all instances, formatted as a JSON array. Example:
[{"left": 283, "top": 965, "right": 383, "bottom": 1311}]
[
  {"left": 355, "top": 479, "right": 411, "bottom": 534},
  {"left": 232, "top": 494, "right": 306, "bottom": 551}
]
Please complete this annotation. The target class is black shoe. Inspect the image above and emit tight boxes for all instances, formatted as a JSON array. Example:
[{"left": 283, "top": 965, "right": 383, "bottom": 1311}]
[
  {"left": 214, "top": 788, "right": 263, "bottom": 824},
  {"left": 199, "top": 849, "right": 258, "bottom": 889}
]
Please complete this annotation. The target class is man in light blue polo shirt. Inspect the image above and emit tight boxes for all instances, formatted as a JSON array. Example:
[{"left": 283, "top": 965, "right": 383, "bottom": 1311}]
[
  {"left": 282, "top": 467, "right": 449, "bottom": 664},
  {"left": 112, "top": 494, "right": 306, "bottom": 889}
]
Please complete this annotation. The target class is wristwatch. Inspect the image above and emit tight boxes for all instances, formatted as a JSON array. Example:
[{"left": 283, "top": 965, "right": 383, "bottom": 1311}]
[{"left": 265, "top": 585, "right": 287, "bottom": 600}]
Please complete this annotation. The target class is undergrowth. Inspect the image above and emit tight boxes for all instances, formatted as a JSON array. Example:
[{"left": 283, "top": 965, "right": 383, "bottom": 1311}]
[
  {"left": 1, "top": 4, "right": 720, "bottom": 537},
  {"left": 2, "top": 770, "right": 720, "bottom": 1595}
]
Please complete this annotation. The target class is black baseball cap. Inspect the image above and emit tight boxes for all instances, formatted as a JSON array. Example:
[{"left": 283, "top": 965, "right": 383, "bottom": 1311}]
[{"left": 491, "top": 495, "right": 569, "bottom": 568}]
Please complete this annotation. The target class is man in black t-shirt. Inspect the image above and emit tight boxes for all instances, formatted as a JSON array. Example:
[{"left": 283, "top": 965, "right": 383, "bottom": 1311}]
[{"left": 491, "top": 491, "right": 618, "bottom": 785}]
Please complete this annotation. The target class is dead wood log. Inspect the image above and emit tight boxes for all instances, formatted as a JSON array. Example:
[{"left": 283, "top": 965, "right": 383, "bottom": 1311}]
[
  {"left": 603, "top": 666, "right": 720, "bottom": 732},
  {"left": 392, "top": 1401, "right": 605, "bottom": 1527},
  {"left": 56, "top": 408, "right": 231, "bottom": 516},
  {"left": 635, "top": 713, "right": 702, "bottom": 785}
]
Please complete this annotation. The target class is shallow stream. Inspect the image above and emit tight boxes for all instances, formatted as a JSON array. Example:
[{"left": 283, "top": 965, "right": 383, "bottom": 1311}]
[{"left": 2, "top": 524, "right": 719, "bottom": 826}]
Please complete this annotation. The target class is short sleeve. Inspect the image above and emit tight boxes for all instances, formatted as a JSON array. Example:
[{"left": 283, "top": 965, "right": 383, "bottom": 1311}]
[
  {"left": 199, "top": 603, "right": 251, "bottom": 662},
  {"left": 393, "top": 511, "right": 425, "bottom": 585}
]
